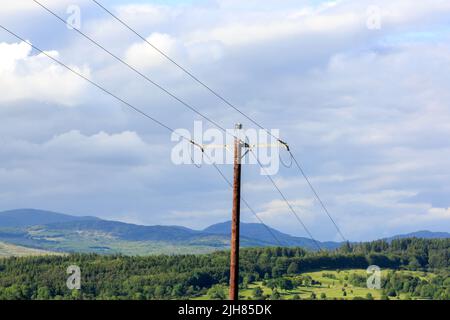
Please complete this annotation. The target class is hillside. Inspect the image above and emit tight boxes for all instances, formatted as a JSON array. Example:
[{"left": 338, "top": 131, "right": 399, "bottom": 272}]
[
  {"left": 0, "top": 209, "right": 339, "bottom": 254},
  {"left": 0, "top": 209, "right": 98, "bottom": 228},
  {"left": 204, "top": 221, "right": 341, "bottom": 249},
  {"left": 0, "top": 241, "right": 59, "bottom": 257},
  {"left": 0, "top": 209, "right": 448, "bottom": 255},
  {"left": 386, "top": 230, "right": 450, "bottom": 241}
]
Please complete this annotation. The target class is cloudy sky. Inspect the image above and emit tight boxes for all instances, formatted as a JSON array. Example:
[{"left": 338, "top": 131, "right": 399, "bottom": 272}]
[{"left": 1, "top": 0, "right": 450, "bottom": 241}]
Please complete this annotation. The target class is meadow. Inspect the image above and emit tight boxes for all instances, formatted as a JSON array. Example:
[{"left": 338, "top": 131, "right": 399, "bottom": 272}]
[{"left": 196, "top": 269, "right": 444, "bottom": 300}]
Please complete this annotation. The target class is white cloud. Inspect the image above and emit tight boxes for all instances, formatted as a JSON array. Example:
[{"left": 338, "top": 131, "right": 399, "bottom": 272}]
[
  {"left": 1, "top": 0, "right": 450, "bottom": 240},
  {"left": 387, "top": 207, "right": 450, "bottom": 229},
  {"left": 428, "top": 207, "right": 450, "bottom": 219},
  {"left": 186, "top": 11, "right": 359, "bottom": 47},
  {"left": 1, "top": 130, "right": 156, "bottom": 167},
  {"left": 116, "top": 4, "right": 174, "bottom": 25},
  {"left": 0, "top": 0, "right": 80, "bottom": 15},
  {"left": 0, "top": 41, "right": 31, "bottom": 72},
  {"left": 0, "top": 41, "right": 89, "bottom": 106},
  {"left": 44, "top": 130, "right": 151, "bottom": 163},
  {"left": 125, "top": 33, "right": 181, "bottom": 70},
  {"left": 257, "top": 198, "right": 315, "bottom": 224}
]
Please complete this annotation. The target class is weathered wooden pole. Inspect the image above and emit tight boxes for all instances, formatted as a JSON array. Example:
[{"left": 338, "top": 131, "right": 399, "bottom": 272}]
[{"left": 229, "top": 123, "right": 242, "bottom": 300}]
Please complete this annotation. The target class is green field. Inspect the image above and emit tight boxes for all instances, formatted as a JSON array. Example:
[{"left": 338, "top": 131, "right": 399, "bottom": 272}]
[
  {"left": 195, "top": 269, "right": 439, "bottom": 300},
  {"left": 0, "top": 241, "right": 60, "bottom": 258}
]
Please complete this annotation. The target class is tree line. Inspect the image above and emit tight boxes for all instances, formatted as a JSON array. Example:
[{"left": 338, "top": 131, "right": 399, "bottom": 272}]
[{"left": 0, "top": 238, "right": 448, "bottom": 300}]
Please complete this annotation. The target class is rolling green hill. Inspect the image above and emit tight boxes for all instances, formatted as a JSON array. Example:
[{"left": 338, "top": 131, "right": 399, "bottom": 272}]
[
  {"left": 0, "top": 209, "right": 448, "bottom": 255},
  {"left": 0, "top": 209, "right": 340, "bottom": 254}
]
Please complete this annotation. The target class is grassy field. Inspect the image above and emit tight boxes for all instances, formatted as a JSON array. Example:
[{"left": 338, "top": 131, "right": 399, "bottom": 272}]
[
  {"left": 0, "top": 241, "right": 60, "bottom": 258},
  {"left": 242, "top": 270, "right": 384, "bottom": 300},
  {"left": 195, "top": 269, "right": 437, "bottom": 300}
]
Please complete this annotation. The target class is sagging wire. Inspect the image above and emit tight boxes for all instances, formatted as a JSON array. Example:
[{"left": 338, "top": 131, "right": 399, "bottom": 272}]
[
  {"left": 188, "top": 140, "right": 204, "bottom": 169},
  {"left": 279, "top": 146, "right": 293, "bottom": 168},
  {"left": 277, "top": 140, "right": 293, "bottom": 168}
]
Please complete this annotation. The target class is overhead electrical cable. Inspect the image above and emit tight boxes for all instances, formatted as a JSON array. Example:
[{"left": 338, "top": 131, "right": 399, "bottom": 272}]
[
  {"left": 0, "top": 23, "right": 283, "bottom": 247},
  {"left": 31, "top": 0, "right": 320, "bottom": 244},
  {"left": 90, "top": 0, "right": 347, "bottom": 242},
  {"left": 249, "top": 149, "right": 322, "bottom": 251}
]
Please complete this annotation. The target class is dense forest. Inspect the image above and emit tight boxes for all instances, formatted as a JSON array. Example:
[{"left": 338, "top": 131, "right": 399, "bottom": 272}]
[{"left": 0, "top": 238, "right": 448, "bottom": 300}]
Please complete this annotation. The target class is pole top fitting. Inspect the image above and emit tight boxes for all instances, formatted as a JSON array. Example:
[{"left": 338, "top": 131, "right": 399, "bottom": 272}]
[{"left": 235, "top": 123, "right": 243, "bottom": 130}]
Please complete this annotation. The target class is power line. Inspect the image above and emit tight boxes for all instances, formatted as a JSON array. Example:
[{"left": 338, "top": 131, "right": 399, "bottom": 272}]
[
  {"left": 289, "top": 151, "right": 347, "bottom": 242},
  {"left": 32, "top": 0, "right": 230, "bottom": 136},
  {"left": 90, "top": 0, "right": 346, "bottom": 242},
  {"left": 0, "top": 23, "right": 283, "bottom": 248},
  {"left": 91, "top": 0, "right": 278, "bottom": 140},
  {"left": 0, "top": 25, "right": 180, "bottom": 140},
  {"left": 30, "top": 0, "right": 346, "bottom": 245},
  {"left": 32, "top": 0, "right": 299, "bottom": 245},
  {"left": 233, "top": 141, "right": 285, "bottom": 247},
  {"left": 36, "top": 0, "right": 338, "bottom": 246},
  {"left": 208, "top": 160, "right": 284, "bottom": 247},
  {"left": 249, "top": 150, "right": 321, "bottom": 251}
]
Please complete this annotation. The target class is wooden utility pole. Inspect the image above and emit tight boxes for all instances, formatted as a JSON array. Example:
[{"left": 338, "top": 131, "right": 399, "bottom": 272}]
[
  {"left": 229, "top": 123, "right": 243, "bottom": 300},
  {"left": 201, "top": 124, "right": 283, "bottom": 300}
]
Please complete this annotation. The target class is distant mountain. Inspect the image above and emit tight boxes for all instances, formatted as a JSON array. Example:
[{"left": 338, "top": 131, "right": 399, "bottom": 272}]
[
  {"left": 45, "top": 219, "right": 207, "bottom": 241},
  {"left": 204, "top": 221, "right": 341, "bottom": 249},
  {"left": 0, "top": 209, "right": 340, "bottom": 254},
  {"left": 386, "top": 230, "right": 450, "bottom": 241},
  {"left": 1, "top": 209, "right": 447, "bottom": 256},
  {"left": 0, "top": 209, "right": 98, "bottom": 228}
]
